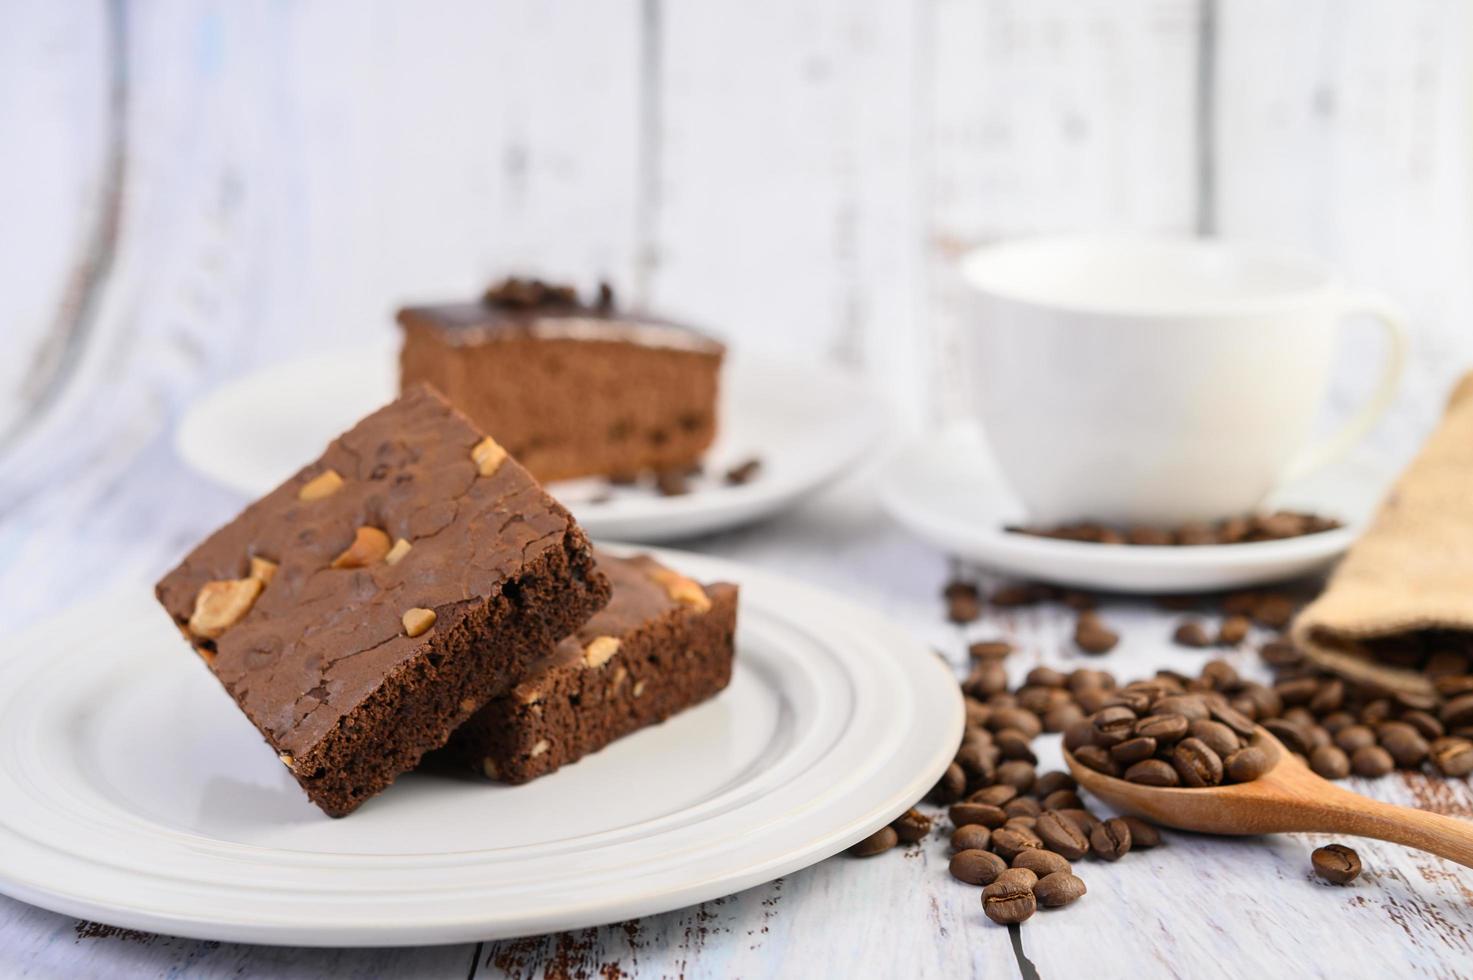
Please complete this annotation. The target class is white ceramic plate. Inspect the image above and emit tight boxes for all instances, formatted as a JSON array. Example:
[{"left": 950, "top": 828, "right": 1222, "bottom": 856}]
[
  {"left": 0, "top": 548, "right": 961, "bottom": 947},
  {"left": 880, "top": 422, "right": 1392, "bottom": 594},
  {"left": 176, "top": 345, "right": 888, "bottom": 542}
]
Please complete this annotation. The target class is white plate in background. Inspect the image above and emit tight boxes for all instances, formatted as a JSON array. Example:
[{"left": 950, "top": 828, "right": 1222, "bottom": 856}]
[
  {"left": 176, "top": 345, "right": 888, "bottom": 542},
  {"left": 0, "top": 548, "right": 962, "bottom": 947},
  {"left": 880, "top": 422, "right": 1391, "bottom": 594}
]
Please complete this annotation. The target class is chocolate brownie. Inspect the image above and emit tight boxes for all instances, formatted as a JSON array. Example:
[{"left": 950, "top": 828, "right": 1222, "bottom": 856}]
[
  {"left": 398, "top": 278, "right": 724, "bottom": 483},
  {"left": 433, "top": 551, "right": 737, "bottom": 783},
  {"left": 154, "top": 384, "right": 610, "bottom": 816}
]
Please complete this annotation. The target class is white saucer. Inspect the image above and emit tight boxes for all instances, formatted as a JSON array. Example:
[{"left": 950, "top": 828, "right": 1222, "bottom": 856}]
[
  {"left": 879, "top": 422, "right": 1391, "bottom": 594},
  {"left": 0, "top": 548, "right": 961, "bottom": 947},
  {"left": 176, "top": 345, "right": 888, "bottom": 542}
]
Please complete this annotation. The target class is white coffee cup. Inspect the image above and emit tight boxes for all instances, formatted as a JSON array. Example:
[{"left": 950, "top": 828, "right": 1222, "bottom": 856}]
[{"left": 957, "top": 235, "right": 1406, "bottom": 526}]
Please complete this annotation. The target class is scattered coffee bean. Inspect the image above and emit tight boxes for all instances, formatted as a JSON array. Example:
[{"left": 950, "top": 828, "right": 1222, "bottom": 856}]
[
  {"left": 1124, "top": 758, "right": 1180, "bottom": 786},
  {"left": 1432, "top": 737, "right": 1473, "bottom": 777},
  {"left": 1136, "top": 713, "right": 1190, "bottom": 742},
  {"left": 1032, "top": 771, "right": 1076, "bottom": 797},
  {"left": 949, "top": 802, "right": 1007, "bottom": 829},
  {"left": 1189, "top": 719, "right": 1242, "bottom": 758},
  {"left": 996, "top": 760, "right": 1038, "bottom": 793},
  {"left": 929, "top": 761, "right": 967, "bottom": 804},
  {"left": 1003, "top": 797, "right": 1043, "bottom": 820},
  {"left": 1263, "top": 718, "right": 1310, "bottom": 756},
  {"left": 945, "top": 581, "right": 982, "bottom": 624},
  {"left": 1042, "top": 789, "right": 1085, "bottom": 811},
  {"left": 1035, "top": 810, "right": 1091, "bottom": 860},
  {"left": 1309, "top": 744, "right": 1351, "bottom": 780},
  {"left": 1119, "top": 816, "right": 1162, "bottom": 849},
  {"left": 1224, "top": 746, "right": 1272, "bottom": 782},
  {"left": 1089, "top": 818, "right": 1133, "bottom": 861},
  {"left": 891, "top": 807, "right": 932, "bottom": 843},
  {"left": 1311, "top": 844, "right": 1363, "bottom": 885},
  {"left": 655, "top": 468, "right": 690, "bottom": 496},
  {"left": 1260, "top": 640, "right": 1303, "bottom": 667},
  {"left": 724, "top": 457, "right": 762, "bottom": 485},
  {"left": 1378, "top": 722, "right": 1429, "bottom": 768},
  {"left": 1013, "top": 848, "right": 1072, "bottom": 877},
  {"left": 951, "top": 824, "right": 992, "bottom": 853},
  {"left": 1217, "top": 615, "right": 1251, "bottom": 646},
  {"left": 1110, "top": 736, "right": 1159, "bottom": 766},
  {"left": 982, "top": 877, "right": 1037, "bottom": 924},
  {"left": 1173, "top": 620, "right": 1212, "bottom": 648},
  {"left": 1251, "top": 594, "right": 1297, "bottom": 629},
  {"left": 969, "top": 639, "right": 1014, "bottom": 661},
  {"left": 991, "top": 827, "right": 1044, "bottom": 861},
  {"left": 1075, "top": 613, "right": 1120, "bottom": 654},
  {"left": 1073, "top": 744, "right": 1120, "bottom": 777},
  {"left": 1034, "top": 871, "right": 1088, "bottom": 908},
  {"left": 850, "top": 826, "right": 898, "bottom": 856},
  {"left": 970, "top": 784, "right": 1018, "bottom": 807},
  {"left": 1351, "top": 744, "right": 1395, "bottom": 778},
  {"left": 950, "top": 848, "right": 1008, "bottom": 885}
]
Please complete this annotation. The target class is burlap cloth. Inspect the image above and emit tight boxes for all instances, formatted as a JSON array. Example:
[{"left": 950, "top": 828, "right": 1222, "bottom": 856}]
[{"left": 1291, "top": 372, "right": 1473, "bottom": 698}]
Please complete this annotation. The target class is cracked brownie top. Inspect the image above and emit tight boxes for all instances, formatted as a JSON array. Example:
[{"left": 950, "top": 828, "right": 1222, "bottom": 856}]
[{"left": 155, "top": 384, "right": 578, "bottom": 758}]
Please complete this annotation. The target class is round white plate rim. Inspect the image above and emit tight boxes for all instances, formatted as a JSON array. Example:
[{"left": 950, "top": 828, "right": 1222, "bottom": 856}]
[
  {"left": 880, "top": 423, "right": 1379, "bottom": 593},
  {"left": 0, "top": 547, "right": 962, "bottom": 946},
  {"left": 174, "top": 346, "right": 890, "bottom": 543}
]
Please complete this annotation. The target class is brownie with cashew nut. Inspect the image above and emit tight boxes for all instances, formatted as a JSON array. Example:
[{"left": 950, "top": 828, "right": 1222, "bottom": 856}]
[
  {"left": 153, "top": 384, "right": 610, "bottom": 817},
  {"left": 430, "top": 551, "right": 738, "bottom": 784}
]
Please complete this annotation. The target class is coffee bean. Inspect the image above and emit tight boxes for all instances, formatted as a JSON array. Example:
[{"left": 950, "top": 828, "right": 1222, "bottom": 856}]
[
  {"left": 1035, "top": 810, "right": 1091, "bottom": 860},
  {"left": 1153, "top": 694, "right": 1210, "bottom": 721},
  {"left": 951, "top": 848, "right": 1009, "bottom": 885},
  {"left": 991, "top": 827, "right": 1045, "bottom": 861},
  {"left": 1172, "top": 737, "right": 1224, "bottom": 787},
  {"left": 990, "top": 583, "right": 1042, "bottom": 607},
  {"left": 1218, "top": 615, "right": 1251, "bottom": 646},
  {"left": 1109, "top": 689, "right": 1155, "bottom": 714},
  {"left": 1350, "top": 744, "right": 1395, "bottom": 778},
  {"left": 1063, "top": 719, "right": 1097, "bottom": 751},
  {"left": 1401, "top": 710, "right": 1445, "bottom": 741},
  {"left": 951, "top": 824, "right": 992, "bottom": 852},
  {"left": 1057, "top": 808, "right": 1101, "bottom": 835},
  {"left": 1124, "top": 758, "right": 1180, "bottom": 787},
  {"left": 1072, "top": 744, "right": 1120, "bottom": 777},
  {"left": 1308, "top": 679, "right": 1345, "bottom": 715},
  {"left": 996, "top": 760, "right": 1037, "bottom": 793},
  {"left": 1333, "top": 724, "right": 1376, "bottom": 754},
  {"left": 1223, "top": 746, "right": 1271, "bottom": 782},
  {"left": 1173, "top": 620, "right": 1211, "bottom": 648},
  {"left": 1070, "top": 668, "right": 1117, "bottom": 692},
  {"left": 1110, "top": 735, "right": 1159, "bottom": 765},
  {"left": 1251, "top": 593, "right": 1296, "bottom": 629},
  {"left": 1378, "top": 722, "right": 1429, "bottom": 768},
  {"left": 1275, "top": 676, "right": 1319, "bottom": 706},
  {"left": 949, "top": 802, "right": 1007, "bottom": 828},
  {"left": 1260, "top": 640, "right": 1304, "bottom": 667},
  {"left": 1004, "top": 815, "right": 1038, "bottom": 832},
  {"left": 1013, "top": 848, "right": 1072, "bottom": 877},
  {"left": 1135, "top": 713, "right": 1190, "bottom": 743},
  {"left": 1283, "top": 706, "right": 1318, "bottom": 730},
  {"left": 1075, "top": 613, "right": 1120, "bottom": 654},
  {"left": 964, "top": 663, "right": 1009, "bottom": 699},
  {"left": 955, "top": 742, "right": 997, "bottom": 782},
  {"left": 970, "top": 784, "right": 1018, "bottom": 807},
  {"left": 1431, "top": 737, "right": 1473, "bottom": 777},
  {"left": 1089, "top": 817, "right": 1133, "bottom": 861},
  {"left": 929, "top": 761, "right": 967, "bottom": 803},
  {"left": 1311, "top": 844, "right": 1362, "bottom": 885},
  {"left": 1360, "top": 699, "right": 1394, "bottom": 726},
  {"left": 1441, "top": 693, "right": 1473, "bottom": 729},
  {"left": 1091, "top": 705, "right": 1139, "bottom": 745},
  {"left": 1120, "top": 816, "right": 1162, "bottom": 849},
  {"left": 1025, "top": 666, "right": 1068, "bottom": 688},
  {"left": 1003, "top": 797, "right": 1042, "bottom": 820},
  {"left": 969, "top": 640, "right": 1014, "bottom": 661},
  {"left": 982, "top": 877, "right": 1037, "bottom": 924},
  {"left": 1043, "top": 703, "right": 1085, "bottom": 732},
  {"left": 1189, "top": 719, "right": 1242, "bottom": 758},
  {"left": 1034, "top": 871, "right": 1088, "bottom": 908},
  {"left": 995, "top": 729, "right": 1039, "bottom": 763},
  {"left": 990, "top": 707, "right": 1044, "bottom": 739},
  {"left": 1264, "top": 719, "right": 1310, "bottom": 756},
  {"left": 996, "top": 867, "right": 1039, "bottom": 889},
  {"left": 1042, "top": 789, "right": 1085, "bottom": 811},
  {"left": 1201, "top": 659, "right": 1240, "bottom": 690},
  {"left": 1032, "top": 771, "right": 1076, "bottom": 798},
  {"left": 1318, "top": 711, "right": 1355, "bottom": 734},
  {"left": 1209, "top": 702, "right": 1258, "bottom": 740},
  {"left": 891, "top": 807, "right": 932, "bottom": 843},
  {"left": 1309, "top": 744, "right": 1350, "bottom": 780},
  {"left": 1237, "top": 682, "right": 1282, "bottom": 719},
  {"left": 850, "top": 826, "right": 897, "bottom": 856},
  {"left": 945, "top": 581, "right": 982, "bottom": 624}
]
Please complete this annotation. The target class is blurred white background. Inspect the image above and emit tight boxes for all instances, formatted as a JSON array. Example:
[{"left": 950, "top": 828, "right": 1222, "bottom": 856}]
[{"left": 2, "top": 0, "right": 1470, "bottom": 457}]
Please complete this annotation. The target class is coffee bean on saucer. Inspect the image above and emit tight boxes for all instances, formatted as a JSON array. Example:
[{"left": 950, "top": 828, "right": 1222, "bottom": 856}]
[
  {"left": 982, "top": 877, "right": 1037, "bottom": 924},
  {"left": 891, "top": 807, "right": 932, "bottom": 843},
  {"left": 950, "top": 848, "right": 1008, "bottom": 885},
  {"left": 1013, "top": 848, "right": 1072, "bottom": 877},
  {"left": 1173, "top": 620, "right": 1212, "bottom": 648},
  {"left": 724, "top": 458, "right": 762, "bottom": 485},
  {"left": 952, "top": 824, "right": 992, "bottom": 852},
  {"left": 969, "top": 639, "right": 1014, "bottom": 661},
  {"left": 655, "top": 468, "right": 691, "bottom": 496},
  {"left": 1217, "top": 615, "right": 1251, "bottom": 646},
  {"left": 1075, "top": 613, "right": 1120, "bottom": 654},
  {"left": 1035, "top": 810, "right": 1091, "bottom": 860},
  {"left": 1119, "top": 817, "right": 1162, "bottom": 849},
  {"left": 1034, "top": 871, "right": 1088, "bottom": 908},
  {"left": 1089, "top": 818, "right": 1132, "bottom": 861},
  {"left": 850, "top": 826, "right": 898, "bottom": 856},
  {"left": 1224, "top": 746, "right": 1271, "bottom": 782},
  {"left": 1312, "top": 844, "right": 1362, "bottom": 885},
  {"left": 1351, "top": 744, "right": 1395, "bottom": 778}
]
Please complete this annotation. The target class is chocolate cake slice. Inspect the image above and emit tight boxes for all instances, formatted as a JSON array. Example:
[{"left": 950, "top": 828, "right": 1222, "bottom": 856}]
[
  {"left": 154, "top": 384, "right": 610, "bottom": 816},
  {"left": 433, "top": 551, "right": 737, "bottom": 784},
  {"left": 398, "top": 278, "right": 724, "bottom": 483}
]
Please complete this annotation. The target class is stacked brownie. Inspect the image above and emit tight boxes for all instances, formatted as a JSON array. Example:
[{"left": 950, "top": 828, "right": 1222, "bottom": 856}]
[
  {"left": 398, "top": 278, "right": 724, "bottom": 483},
  {"left": 156, "top": 385, "right": 737, "bottom": 817}
]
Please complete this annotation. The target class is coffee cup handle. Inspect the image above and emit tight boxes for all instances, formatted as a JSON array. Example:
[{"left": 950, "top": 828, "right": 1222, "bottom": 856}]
[{"left": 1280, "top": 292, "right": 1407, "bottom": 485}]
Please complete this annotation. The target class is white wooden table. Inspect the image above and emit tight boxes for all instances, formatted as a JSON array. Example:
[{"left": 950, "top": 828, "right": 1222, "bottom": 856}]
[{"left": 3, "top": 435, "right": 1472, "bottom": 978}]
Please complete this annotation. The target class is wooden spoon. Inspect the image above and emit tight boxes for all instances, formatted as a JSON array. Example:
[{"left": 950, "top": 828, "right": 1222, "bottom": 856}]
[{"left": 1064, "top": 728, "right": 1473, "bottom": 868}]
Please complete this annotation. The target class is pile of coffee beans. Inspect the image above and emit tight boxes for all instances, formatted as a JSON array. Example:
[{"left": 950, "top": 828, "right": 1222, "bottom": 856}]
[{"left": 1007, "top": 510, "right": 1343, "bottom": 546}]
